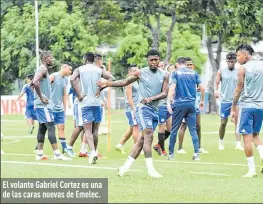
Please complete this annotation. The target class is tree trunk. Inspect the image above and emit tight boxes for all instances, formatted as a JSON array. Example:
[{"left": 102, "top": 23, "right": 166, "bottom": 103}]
[
  {"left": 206, "top": 33, "right": 222, "bottom": 114},
  {"left": 164, "top": 12, "right": 176, "bottom": 64},
  {"left": 146, "top": 14, "right": 160, "bottom": 49}
]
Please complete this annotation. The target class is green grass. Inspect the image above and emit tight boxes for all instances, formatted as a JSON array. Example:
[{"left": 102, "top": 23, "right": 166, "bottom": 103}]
[{"left": 1, "top": 111, "right": 263, "bottom": 203}]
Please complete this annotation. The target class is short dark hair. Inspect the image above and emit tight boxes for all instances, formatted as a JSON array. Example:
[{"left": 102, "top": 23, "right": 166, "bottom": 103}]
[
  {"left": 236, "top": 44, "right": 255, "bottom": 55},
  {"left": 84, "top": 52, "right": 95, "bottom": 63},
  {"left": 40, "top": 51, "right": 52, "bottom": 61},
  {"left": 146, "top": 49, "right": 160, "bottom": 57},
  {"left": 226, "top": 52, "right": 236, "bottom": 60},
  {"left": 94, "top": 53, "right": 102, "bottom": 58},
  {"left": 176, "top": 57, "right": 186, "bottom": 64},
  {"left": 26, "top": 74, "right": 34, "bottom": 80},
  {"left": 185, "top": 57, "right": 192, "bottom": 62}
]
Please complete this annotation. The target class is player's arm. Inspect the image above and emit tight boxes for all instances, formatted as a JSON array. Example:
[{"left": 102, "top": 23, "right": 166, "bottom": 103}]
[
  {"left": 67, "top": 88, "right": 73, "bottom": 108},
  {"left": 141, "top": 72, "right": 169, "bottom": 104},
  {"left": 70, "top": 68, "right": 84, "bottom": 101},
  {"left": 101, "top": 70, "right": 115, "bottom": 81},
  {"left": 214, "top": 69, "right": 221, "bottom": 98},
  {"left": 230, "top": 66, "right": 245, "bottom": 122},
  {"left": 231, "top": 66, "right": 245, "bottom": 110},
  {"left": 198, "top": 83, "right": 205, "bottom": 110},
  {"left": 62, "top": 86, "right": 68, "bottom": 115},
  {"left": 125, "top": 84, "right": 136, "bottom": 112},
  {"left": 32, "top": 67, "right": 48, "bottom": 104},
  {"left": 98, "top": 70, "right": 140, "bottom": 88},
  {"left": 16, "top": 86, "right": 26, "bottom": 101}
]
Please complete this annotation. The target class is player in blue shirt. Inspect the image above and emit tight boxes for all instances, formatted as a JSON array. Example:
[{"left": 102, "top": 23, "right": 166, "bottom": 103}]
[
  {"left": 16, "top": 74, "right": 37, "bottom": 134},
  {"left": 167, "top": 57, "right": 205, "bottom": 161}
]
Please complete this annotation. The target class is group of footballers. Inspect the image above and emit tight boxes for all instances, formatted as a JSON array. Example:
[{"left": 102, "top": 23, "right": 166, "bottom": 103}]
[{"left": 5, "top": 43, "right": 263, "bottom": 178}]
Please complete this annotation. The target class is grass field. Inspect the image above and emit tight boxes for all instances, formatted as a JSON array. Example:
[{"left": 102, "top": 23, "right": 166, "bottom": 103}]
[{"left": 1, "top": 111, "right": 263, "bottom": 203}]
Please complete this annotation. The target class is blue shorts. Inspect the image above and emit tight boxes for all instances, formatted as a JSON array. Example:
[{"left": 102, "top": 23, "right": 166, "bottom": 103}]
[
  {"left": 125, "top": 111, "right": 138, "bottom": 127},
  {"left": 74, "top": 104, "right": 83, "bottom": 127},
  {"left": 35, "top": 108, "right": 54, "bottom": 124},
  {"left": 25, "top": 106, "right": 37, "bottom": 120},
  {"left": 81, "top": 106, "right": 102, "bottom": 124},
  {"left": 220, "top": 102, "right": 232, "bottom": 119},
  {"left": 237, "top": 108, "right": 263, "bottom": 134},
  {"left": 53, "top": 111, "right": 65, "bottom": 125},
  {"left": 100, "top": 107, "right": 104, "bottom": 120},
  {"left": 158, "top": 106, "right": 171, "bottom": 124},
  {"left": 135, "top": 105, "right": 158, "bottom": 131}
]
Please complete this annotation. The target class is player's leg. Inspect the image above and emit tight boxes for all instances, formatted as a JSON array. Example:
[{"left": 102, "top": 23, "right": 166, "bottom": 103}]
[
  {"left": 36, "top": 122, "right": 48, "bottom": 160},
  {"left": 118, "top": 106, "right": 162, "bottom": 177},
  {"left": 116, "top": 112, "right": 134, "bottom": 154},
  {"left": 238, "top": 108, "right": 258, "bottom": 177},
  {"left": 53, "top": 111, "right": 68, "bottom": 153},
  {"left": 178, "top": 121, "right": 187, "bottom": 154},
  {"left": 26, "top": 106, "right": 35, "bottom": 134},
  {"left": 184, "top": 108, "right": 200, "bottom": 160},
  {"left": 252, "top": 109, "right": 263, "bottom": 174},
  {"left": 169, "top": 106, "right": 185, "bottom": 160},
  {"left": 197, "top": 113, "right": 209, "bottom": 153},
  {"left": 154, "top": 106, "right": 166, "bottom": 155},
  {"left": 234, "top": 105, "right": 244, "bottom": 150}
]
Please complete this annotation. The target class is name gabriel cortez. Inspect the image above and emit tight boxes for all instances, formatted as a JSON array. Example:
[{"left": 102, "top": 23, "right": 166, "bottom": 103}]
[{"left": 35, "top": 181, "right": 81, "bottom": 188}]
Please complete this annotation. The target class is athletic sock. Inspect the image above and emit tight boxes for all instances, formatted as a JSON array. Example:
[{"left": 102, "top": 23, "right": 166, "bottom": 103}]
[
  {"left": 59, "top": 138, "right": 67, "bottom": 150},
  {"left": 219, "top": 139, "right": 224, "bottom": 145},
  {"left": 37, "top": 150, "right": 43, "bottom": 156},
  {"left": 145, "top": 158, "right": 155, "bottom": 172},
  {"left": 236, "top": 141, "right": 241, "bottom": 146},
  {"left": 256, "top": 145, "right": 263, "bottom": 160},
  {"left": 80, "top": 142, "right": 88, "bottom": 154},
  {"left": 158, "top": 132, "right": 165, "bottom": 151},
  {"left": 123, "top": 156, "right": 135, "bottom": 170},
  {"left": 54, "top": 149, "right": 61, "bottom": 157},
  {"left": 165, "top": 130, "right": 170, "bottom": 140},
  {"left": 246, "top": 156, "right": 256, "bottom": 173}
]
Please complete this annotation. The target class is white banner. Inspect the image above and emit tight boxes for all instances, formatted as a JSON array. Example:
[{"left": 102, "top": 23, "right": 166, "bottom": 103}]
[{"left": 1, "top": 95, "right": 73, "bottom": 116}]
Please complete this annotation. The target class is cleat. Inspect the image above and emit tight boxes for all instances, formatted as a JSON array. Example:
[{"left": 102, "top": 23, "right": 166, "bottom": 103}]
[
  {"left": 115, "top": 144, "right": 126, "bottom": 154},
  {"left": 177, "top": 149, "right": 187, "bottom": 154},
  {"left": 192, "top": 154, "right": 200, "bottom": 161},
  {"left": 161, "top": 150, "right": 167, "bottom": 156},
  {"left": 242, "top": 172, "right": 257, "bottom": 178},
  {"left": 235, "top": 145, "right": 244, "bottom": 151},
  {"left": 53, "top": 154, "right": 72, "bottom": 160},
  {"left": 199, "top": 148, "right": 209, "bottom": 154},
  {"left": 36, "top": 155, "right": 49, "bottom": 160},
  {"left": 153, "top": 144, "right": 161, "bottom": 155},
  {"left": 88, "top": 154, "right": 98, "bottom": 164},
  {"left": 148, "top": 170, "right": 163, "bottom": 178},
  {"left": 168, "top": 154, "right": 174, "bottom": 160},
  {"left": 117, "top": 166, "right": 127, "bottom": 177},
  {"left": 64, "top": 148, "right": 76, "bottom": 158},
  {"left": 79, "top": 152, "right": 89, "bottom": 157},
  {"left": 218, "top": 144, "right": 225, "bottom": 150}
]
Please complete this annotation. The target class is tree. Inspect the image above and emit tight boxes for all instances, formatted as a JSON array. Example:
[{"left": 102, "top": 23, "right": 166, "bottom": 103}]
[{"left": 1, "top": 2, "right": 98, "bottom": 94}]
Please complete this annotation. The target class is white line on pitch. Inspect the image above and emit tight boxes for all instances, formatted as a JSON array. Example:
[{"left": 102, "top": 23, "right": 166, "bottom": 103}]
[
  {"left": 1, "top": 161, "right": 141, "bottom": 172},
  {"left": 3, "top": 136, "right": 35, "bottom": 139},
  {"left": 153, "top": 160, "right": 260, "bottom": 167},
  {"left": 2, "top": 139, "right": 21, "bottom": 144},
  {"left": 190, "top": 172, "right": 232, "bottom": 177}
]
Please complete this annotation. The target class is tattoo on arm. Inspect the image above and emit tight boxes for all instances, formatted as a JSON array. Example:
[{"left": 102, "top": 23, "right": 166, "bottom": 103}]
[
  {"left": 102, "top": 70, "right": 115, "bottom": 81},
  {"left": 232, "top": 67, "right": 245, "bottom": 106}
]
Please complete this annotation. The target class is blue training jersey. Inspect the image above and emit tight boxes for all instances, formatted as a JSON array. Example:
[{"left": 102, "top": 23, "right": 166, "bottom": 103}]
[
  {"left": 22, "top": 84, "right": 35, "bottom": 107},
  {"left": 171, "top": 67, "right": 201, "bottom": 105},
  {"left": 68, "top": 87, "right": 77, "bottom": 104}
]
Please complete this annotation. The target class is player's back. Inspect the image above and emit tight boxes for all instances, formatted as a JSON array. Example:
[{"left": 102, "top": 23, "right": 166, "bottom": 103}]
[
  {"left": 240, "top": 60, "right": 263, "bottom": 109},
  {"left": 23, "top": 84, "right": 35, "bottom": 107},
  {"left": 51, "top": 72, "right": 67, "bottom": 111},
  {"left": 172, "top": 67, "right": 201, "bottom": 105},
  {"left": 79, "top": 64, "right": 102, "bottom": 106}
]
